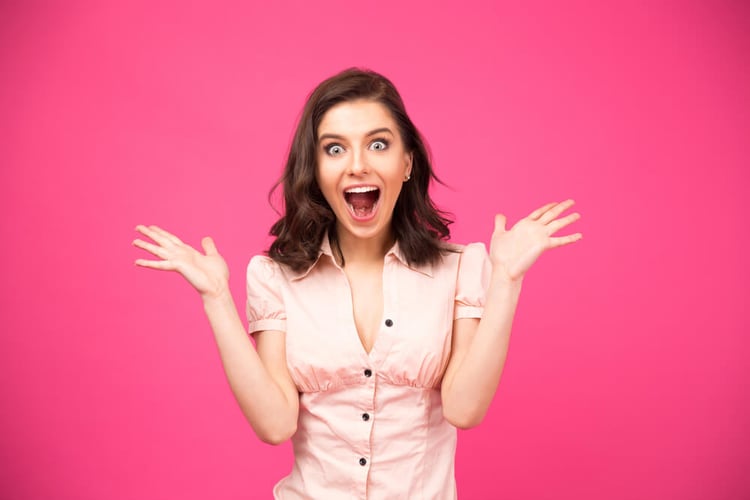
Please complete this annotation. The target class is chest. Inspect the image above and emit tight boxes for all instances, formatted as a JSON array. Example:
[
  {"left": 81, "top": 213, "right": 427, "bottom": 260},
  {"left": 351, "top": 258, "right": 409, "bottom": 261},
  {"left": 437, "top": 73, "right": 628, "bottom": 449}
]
[
  {"left": 280, "top": 258, "right": 458, "bottom": 392},
  {"left": 344, "top": 266, "right": 384, "bottom": 354}
]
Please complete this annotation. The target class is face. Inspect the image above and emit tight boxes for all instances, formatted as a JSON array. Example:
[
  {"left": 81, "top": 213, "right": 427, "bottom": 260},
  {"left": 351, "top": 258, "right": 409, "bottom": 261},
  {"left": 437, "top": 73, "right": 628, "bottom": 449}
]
[{"left": 315, "top": 99, "right": 412, "bottom": 247}]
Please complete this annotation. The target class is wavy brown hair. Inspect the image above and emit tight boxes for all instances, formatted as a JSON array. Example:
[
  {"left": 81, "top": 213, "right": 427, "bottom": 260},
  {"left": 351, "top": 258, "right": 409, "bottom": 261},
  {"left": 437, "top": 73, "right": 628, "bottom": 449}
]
[{"left": 268, "top": 68, "right": 453, "bottom": 272}]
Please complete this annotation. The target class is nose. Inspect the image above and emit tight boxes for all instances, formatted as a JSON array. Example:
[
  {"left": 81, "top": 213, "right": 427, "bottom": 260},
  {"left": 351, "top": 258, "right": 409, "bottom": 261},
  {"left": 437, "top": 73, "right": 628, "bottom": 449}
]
[{"left": 348, "top": 150, "right": 369, "bottom": 176}]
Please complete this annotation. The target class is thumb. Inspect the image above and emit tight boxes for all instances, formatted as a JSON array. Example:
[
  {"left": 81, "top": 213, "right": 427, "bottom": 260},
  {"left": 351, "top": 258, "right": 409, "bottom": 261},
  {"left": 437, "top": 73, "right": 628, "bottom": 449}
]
[
  {"left": 494, "top": 214, "right": 507, "bottom": 233},
  {"left": 201, "top": 236, "right": 218, "bottom": 256}
]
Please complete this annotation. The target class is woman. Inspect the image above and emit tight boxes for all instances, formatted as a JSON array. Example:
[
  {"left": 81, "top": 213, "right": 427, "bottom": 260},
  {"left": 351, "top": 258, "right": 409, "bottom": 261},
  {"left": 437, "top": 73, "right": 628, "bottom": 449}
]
[{"left": 133, "top": 68, "right": 582, "bottom": 499}]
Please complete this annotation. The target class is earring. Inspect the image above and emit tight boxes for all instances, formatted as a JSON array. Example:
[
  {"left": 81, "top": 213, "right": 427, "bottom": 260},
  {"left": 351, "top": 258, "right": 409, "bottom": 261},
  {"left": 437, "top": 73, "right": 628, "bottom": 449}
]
[{"left": 404, "top": 173, "right": 411, "bottom": 181}]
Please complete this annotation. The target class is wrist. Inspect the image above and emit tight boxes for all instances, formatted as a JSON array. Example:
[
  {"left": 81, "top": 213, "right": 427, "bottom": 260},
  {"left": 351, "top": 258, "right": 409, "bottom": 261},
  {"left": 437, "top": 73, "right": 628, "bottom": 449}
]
[
  {"left": 201, "top": 283, "right": 232, "bottom": 305},
  {"left": 489, "top": 268, "right": 524, "bottom": 289}
]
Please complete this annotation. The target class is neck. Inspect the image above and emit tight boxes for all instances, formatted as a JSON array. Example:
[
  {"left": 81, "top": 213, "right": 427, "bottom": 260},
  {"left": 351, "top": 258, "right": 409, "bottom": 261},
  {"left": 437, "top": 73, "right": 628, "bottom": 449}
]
[{"left": 334, "top": 225, "right": 395, "bottom": 267}]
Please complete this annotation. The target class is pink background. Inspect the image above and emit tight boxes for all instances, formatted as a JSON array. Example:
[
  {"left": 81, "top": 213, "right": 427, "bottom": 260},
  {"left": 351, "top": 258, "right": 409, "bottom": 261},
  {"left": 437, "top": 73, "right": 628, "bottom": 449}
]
[{"left": 1, "top": 1, "right": 748, "bottom": 498}]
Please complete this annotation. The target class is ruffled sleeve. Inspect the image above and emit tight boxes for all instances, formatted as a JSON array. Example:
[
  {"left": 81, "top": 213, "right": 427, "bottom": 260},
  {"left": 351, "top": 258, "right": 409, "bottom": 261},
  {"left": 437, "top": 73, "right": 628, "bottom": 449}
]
[
  {"left": 246, "top": 255, "right": 287, "bottom": 334},
  {"left": 454, "top": 242, "right": 492, "bottom": 320}
]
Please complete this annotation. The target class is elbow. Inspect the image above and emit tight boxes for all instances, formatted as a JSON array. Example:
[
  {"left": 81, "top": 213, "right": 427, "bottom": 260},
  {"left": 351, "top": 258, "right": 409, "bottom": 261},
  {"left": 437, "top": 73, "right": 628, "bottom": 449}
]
[
  {"left": 241, "top": 393, "right": 299, "bottom": 444},
  {"left": 244, "top": 401, "right": 298, "bottom": 445},
  {"left": 258, "top": 434, "right": 291, "bottom": 446},
  {"left": 255, "top": 421, "right": 297, "bottom": 446},
  {"left": 442, "top": 406, "right": 485, "bottom": 430}
]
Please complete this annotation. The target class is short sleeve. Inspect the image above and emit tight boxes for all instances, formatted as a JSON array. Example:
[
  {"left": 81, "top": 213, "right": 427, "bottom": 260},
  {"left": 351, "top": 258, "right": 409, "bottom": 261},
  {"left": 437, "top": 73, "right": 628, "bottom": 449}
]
[
  {"left": 246, "top": 255, "right": 287, "bottom": 334},
  {"left": 454, "top": 242, "right": 492, "bottom": 320}
]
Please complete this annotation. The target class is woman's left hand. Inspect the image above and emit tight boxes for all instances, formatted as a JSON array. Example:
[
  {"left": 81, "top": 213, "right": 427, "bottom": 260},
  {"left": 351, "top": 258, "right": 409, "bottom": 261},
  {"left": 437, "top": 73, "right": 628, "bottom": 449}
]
[{"left": 489, "top": 199, "right": 582, "bottom": 282}]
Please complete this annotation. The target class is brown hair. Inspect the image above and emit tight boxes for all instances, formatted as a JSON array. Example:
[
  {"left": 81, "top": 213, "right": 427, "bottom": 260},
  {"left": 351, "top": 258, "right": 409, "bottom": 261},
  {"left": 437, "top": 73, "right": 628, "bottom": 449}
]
[{"left": 268, "top": 68, "right": 453, "bottom": 272}]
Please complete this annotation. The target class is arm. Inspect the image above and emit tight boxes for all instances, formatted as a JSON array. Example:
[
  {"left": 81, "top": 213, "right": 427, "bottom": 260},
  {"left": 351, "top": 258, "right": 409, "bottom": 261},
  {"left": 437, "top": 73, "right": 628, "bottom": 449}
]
[
  {"left": 441, "top": 279, "right": 521, "bottom": 429},
  {"left": 202, "top": 292, "right": 298, "bottom": 444},
  {"left": 133, "top": 225, "right": 298, "bottom": 444},
  {"left": 441, "top": 200, "right": 582, "bottom": 429}
]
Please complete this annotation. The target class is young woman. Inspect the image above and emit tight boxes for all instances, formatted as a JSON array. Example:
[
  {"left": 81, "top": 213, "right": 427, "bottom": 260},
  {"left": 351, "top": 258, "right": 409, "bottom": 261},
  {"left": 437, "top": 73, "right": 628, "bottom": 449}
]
[{"left": 133, "top": 68, "right": 582, "bottom": 499}]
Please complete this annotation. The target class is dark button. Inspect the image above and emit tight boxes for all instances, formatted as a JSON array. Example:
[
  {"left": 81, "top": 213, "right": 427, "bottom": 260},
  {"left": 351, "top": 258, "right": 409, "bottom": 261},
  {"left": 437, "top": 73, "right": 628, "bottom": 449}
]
[
  {"left": 364, "top": 369, "right": 372, "bottom": 377},
  {"left": 362, "top": 413, "right": 370, "bottom": 421},
  {"left": 359, "top": 457, "right": 367, "bottom": 466},
  {"left": 385, "top": 319, "right": 393, "bottom": 327}
]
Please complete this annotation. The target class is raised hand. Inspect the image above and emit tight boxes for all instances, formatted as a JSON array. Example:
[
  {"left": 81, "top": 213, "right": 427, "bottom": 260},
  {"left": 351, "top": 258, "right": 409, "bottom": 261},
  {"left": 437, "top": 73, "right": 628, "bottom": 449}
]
[
  {"left": 489, "top": 200, "right": 582, "bottom": 282},
  {"left": 133, "top": 225, "right": 230, "bottom": 299}
]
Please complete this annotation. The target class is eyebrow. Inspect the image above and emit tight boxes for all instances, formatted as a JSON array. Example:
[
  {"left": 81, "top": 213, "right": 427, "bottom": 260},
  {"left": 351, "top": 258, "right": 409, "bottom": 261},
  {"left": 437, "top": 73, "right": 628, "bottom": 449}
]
[{"left": 318, "top": 127, "right": 394, "bottom": 142}]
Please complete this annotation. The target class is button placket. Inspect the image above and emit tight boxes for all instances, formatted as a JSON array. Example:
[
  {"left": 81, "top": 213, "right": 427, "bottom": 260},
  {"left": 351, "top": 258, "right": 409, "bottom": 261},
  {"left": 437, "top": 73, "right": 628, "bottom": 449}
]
[{"left": 354, "top": 365, "right": 375, "bottom": 483}]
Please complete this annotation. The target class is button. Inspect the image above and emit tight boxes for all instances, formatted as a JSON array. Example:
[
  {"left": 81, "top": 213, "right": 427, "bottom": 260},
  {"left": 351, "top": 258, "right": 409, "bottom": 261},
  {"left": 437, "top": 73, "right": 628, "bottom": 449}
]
[
  {"left": 359, "top": 457, "right": 367, "bottom": 466},
  {"left": 364, "top": 369, "right": 372, "bottom": 377},
  {"left": 362, "top": 413, "right": 370, "bottom": 421},
  {"left": 385, "top": 319, "right": 393, "bottom": 327}
]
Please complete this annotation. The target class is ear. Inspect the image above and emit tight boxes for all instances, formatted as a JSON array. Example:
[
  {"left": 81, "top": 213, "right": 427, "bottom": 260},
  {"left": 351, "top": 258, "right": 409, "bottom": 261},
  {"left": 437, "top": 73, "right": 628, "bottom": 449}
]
[{"left": 404, "top": 152, "right": 413, "bottom": 178}]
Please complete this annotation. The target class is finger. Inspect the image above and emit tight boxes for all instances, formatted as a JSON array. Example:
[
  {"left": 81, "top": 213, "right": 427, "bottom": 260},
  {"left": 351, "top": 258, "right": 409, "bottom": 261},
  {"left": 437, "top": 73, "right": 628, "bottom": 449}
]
[
  {"left": 549, "top": 232, "right": 582, "bottom": 248},
  {"left": 135, "top": 225, "right": 173, "bottom": 247},
  {"left": 547, "top": 212, "right": 581, "bottom": 235},
  {"left": 539, "top": 199, "right": 575, "bottom": 224},
  {"left": 134, "top": 258, "right": 177, "bottom": 271},
  {"left": 132, "top": 238, "right": 169, "bottom": 259},
  {"left": 528, "top": 202, "right": 558, "bottom": 221},
  {"left": 147, "top": 225, "right": 183, "bottom": 245},
  {"left": 202, "top": 236, "right": 218, "bottom": 256},
  {"left": 494, "top": 214, "right": 507, "bottom": 233}
]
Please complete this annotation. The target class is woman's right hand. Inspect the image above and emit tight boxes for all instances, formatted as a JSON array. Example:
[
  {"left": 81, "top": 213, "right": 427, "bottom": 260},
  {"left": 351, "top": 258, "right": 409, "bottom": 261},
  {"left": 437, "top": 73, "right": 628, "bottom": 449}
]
[{"left": 133, "top": 225, "right": 230, "bottom": 299}]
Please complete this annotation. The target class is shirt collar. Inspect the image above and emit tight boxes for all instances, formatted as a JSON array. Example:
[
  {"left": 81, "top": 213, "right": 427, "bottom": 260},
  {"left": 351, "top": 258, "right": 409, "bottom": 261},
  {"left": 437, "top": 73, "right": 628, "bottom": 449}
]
[{"left": 289, "top": 232, "right": 433, "bottom": 281}]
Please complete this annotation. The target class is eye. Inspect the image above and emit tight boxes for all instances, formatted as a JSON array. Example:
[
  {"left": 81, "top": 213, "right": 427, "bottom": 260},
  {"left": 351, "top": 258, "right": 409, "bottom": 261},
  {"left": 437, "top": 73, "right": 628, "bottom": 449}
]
[
  {"left": 325, "top": 144, "right": 345, "bottom": 156},
  {"left": 369, "top": 139, "right": 389, "bottom": 151}
]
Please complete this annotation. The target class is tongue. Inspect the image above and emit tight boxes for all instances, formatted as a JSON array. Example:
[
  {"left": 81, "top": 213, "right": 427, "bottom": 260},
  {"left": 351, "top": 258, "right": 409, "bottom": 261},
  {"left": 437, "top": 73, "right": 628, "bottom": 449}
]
[{"left": 347, "top": 191, "right": 378, "bottom": 215}]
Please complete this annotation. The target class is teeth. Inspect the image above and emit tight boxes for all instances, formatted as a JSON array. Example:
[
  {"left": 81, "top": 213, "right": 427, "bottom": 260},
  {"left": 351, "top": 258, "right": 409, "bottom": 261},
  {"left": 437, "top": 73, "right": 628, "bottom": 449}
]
[{"left": 345, "top": 186, "right": 378, "bottom": 194}]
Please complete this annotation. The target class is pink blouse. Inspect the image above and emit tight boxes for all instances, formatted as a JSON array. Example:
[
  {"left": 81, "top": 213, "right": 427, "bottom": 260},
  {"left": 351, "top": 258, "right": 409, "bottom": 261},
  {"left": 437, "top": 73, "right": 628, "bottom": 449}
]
[{"left": 246, "top": 236, "right": 491, "bottom": 499}]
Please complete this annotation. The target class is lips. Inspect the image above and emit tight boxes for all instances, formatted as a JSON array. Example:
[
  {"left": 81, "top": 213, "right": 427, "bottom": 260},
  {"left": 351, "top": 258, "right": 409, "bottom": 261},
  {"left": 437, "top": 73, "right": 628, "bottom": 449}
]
[{"left": 343, "top": 185, "right": 380, "bottom": 220}]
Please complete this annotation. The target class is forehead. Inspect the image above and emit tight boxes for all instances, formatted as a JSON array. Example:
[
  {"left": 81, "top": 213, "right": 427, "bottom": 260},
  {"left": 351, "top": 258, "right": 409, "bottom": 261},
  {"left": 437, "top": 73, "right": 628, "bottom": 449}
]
[{"left": 317, "top": 100, "right": 397, "bottom": 138}]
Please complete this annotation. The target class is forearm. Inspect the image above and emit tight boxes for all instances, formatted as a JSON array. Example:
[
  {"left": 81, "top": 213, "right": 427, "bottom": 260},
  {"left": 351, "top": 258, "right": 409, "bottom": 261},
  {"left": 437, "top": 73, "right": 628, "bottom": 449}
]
[
  {"left": 202, "top": 290, "right": 297, "bottom": 443},
  {"left": 443, "top": 273, "right": 523, "bottom": 428}
]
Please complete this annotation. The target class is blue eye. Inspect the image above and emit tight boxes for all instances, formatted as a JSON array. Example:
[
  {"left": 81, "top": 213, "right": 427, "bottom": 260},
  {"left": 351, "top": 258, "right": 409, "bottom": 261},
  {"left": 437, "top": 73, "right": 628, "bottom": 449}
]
[
  {"left": 370, "top": 139, "right": 388, "bottom": 151},
  {"left": 326, "top": 144, "right": 344, "bottom": 156}
]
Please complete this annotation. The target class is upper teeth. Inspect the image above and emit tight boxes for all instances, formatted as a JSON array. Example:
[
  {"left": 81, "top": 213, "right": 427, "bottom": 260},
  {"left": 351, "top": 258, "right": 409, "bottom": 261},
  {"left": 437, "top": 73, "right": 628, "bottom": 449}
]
[{"left": 345, "top": 186, "right": 378, "bottom": 194}]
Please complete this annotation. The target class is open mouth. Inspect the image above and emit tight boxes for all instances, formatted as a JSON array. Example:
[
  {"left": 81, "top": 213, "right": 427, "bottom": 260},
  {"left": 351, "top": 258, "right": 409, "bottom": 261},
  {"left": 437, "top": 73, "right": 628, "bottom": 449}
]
[{"left": 343, "top": 186, "right": 381, "bottom": 219}]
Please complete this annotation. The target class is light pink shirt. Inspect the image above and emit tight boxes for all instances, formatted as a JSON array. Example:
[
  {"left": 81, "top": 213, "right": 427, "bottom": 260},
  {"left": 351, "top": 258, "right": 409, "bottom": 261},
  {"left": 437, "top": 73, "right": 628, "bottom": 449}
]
[{"left": 246, "top": 237, "right": 491, "bottom": 499}]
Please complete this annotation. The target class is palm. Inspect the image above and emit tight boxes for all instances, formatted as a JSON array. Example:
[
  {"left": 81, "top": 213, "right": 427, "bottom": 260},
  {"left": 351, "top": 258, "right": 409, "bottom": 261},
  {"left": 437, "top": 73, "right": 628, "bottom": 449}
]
[
  {"left": 489, "top": 200, "right": 582, "bottom": 282},
  {"left": 133, "top": 225, "right": 230, "bottom": 298}
]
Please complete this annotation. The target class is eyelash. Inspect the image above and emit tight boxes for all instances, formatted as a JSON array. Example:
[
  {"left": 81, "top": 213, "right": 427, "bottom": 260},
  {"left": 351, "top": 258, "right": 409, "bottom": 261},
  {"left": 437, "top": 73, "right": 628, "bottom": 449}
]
[{"left": 324, "top": 138, "right": 390, "bottom": 156}]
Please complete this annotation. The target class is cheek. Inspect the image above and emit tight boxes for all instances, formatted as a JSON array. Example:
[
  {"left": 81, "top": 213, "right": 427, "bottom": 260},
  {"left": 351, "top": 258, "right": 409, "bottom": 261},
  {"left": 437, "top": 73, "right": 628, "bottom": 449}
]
[
  {"left": 314, "top": 160, "right": 328, "bottom": 187},
  {"left": 315, "top": 166, "right": 339, "bottom": 202}
]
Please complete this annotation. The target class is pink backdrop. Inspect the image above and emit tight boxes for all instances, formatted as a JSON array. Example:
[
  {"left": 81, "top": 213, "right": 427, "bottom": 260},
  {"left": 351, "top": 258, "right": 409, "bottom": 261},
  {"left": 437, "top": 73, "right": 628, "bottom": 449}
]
[{"left": 1, "top": 1, "right": 748, "bottom": 498}]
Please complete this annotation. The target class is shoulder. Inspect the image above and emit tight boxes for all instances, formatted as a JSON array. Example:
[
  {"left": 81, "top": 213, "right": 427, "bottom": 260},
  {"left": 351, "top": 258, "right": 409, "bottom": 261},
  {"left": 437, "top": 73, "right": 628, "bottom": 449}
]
[
  {"left": 246, "top": 255, "right": 290, "bottom": 285},
  {"left": 451, "top": 242, "right": 492, "bottom": 307},
  {"left": 248, "top": 254, "right": 277, "bottom": 274},
  {"left": 428, "top": 242, "right": 489, "bottom": 279},
  {"left": 440, "top": 241, "right": 489, "bottom": 265},
  {"left": 460, "top": 242, "right": 489, "bottom": 263}
]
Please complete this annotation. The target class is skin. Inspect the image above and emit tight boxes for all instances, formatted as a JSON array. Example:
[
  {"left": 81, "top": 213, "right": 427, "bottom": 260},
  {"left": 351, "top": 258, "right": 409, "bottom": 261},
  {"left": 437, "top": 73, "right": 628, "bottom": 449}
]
[
  {"left": 441, "top": 201, "right": 581, "bottom": 427},
  {"left": 315, "top": 99, "right": 412, "bottom": 352},
  {"left": 133, "top": 99, "right": 582, "bottom": 439},
  {"left": 316, "top": 99, "right": 412, "bottom": 254}
]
